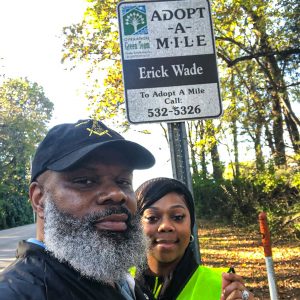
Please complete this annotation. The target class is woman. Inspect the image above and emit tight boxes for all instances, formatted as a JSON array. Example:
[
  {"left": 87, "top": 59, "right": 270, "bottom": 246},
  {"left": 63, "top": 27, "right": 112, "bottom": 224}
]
[{"left": 135, "top": 177, "right": 254, "bottom": 300}]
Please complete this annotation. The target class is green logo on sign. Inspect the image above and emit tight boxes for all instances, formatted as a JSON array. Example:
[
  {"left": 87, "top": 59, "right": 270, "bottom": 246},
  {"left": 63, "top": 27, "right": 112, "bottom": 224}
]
[{"left": 122, "top": 6, "right": 148, "bottom": 36}]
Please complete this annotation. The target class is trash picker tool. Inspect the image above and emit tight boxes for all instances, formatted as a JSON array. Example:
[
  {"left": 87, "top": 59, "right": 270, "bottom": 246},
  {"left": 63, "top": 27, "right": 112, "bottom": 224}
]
[{"left": 259, "top": 212, "right": 279, "bottom": 300}]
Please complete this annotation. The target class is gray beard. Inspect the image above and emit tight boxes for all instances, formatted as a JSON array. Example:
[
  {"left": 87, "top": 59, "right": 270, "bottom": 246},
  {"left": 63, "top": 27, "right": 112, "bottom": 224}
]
[{"left": 43, "top": 194, "right": 147, "bottom": 284}]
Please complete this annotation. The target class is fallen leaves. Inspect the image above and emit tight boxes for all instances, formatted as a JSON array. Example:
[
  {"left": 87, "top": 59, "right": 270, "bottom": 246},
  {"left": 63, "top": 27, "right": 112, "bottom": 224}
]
[{"left": 198, "top": 219, "right": 300, "bottom": 300}]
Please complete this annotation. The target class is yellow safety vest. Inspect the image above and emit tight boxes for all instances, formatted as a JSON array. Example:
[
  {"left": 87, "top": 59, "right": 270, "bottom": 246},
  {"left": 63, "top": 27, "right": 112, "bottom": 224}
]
[
  {"left": 177, "top": 266, "right": 227, "bottom": 300},
  {"left": 130, "top": 266, "right": 227, "bottom": 300}
]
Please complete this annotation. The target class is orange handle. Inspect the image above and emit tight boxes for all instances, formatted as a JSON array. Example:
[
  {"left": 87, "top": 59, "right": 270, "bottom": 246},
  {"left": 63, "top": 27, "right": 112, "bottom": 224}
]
[{"left": 259, "top": 212, "right": 272, "bottom": 257}]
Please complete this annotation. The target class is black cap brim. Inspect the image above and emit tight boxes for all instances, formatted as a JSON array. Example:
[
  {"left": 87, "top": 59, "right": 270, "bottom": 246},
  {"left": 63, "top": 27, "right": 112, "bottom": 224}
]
[{"left": 47, "top": 140, "right": 155, "bottom": 171}]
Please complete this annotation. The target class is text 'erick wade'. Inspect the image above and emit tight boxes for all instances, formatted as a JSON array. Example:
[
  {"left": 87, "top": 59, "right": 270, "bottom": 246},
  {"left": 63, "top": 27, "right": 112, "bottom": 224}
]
[{"left": 139, "top": 63, "right": 203, "bottom": 79}]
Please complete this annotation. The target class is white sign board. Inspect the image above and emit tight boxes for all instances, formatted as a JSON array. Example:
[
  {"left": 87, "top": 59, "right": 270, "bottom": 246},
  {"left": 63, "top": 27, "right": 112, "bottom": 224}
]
[{"left": 117, "top": 0, "right": 222, "bottom": 124}]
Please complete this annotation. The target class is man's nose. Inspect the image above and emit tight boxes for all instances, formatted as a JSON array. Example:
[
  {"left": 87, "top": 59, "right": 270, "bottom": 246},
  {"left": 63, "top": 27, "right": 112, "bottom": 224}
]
[
  {"left": 95, "top": 182, "right": 128, "bottom": 206},
  {"left": 158, "top": 217, "right": 175, "bottom": 232}
]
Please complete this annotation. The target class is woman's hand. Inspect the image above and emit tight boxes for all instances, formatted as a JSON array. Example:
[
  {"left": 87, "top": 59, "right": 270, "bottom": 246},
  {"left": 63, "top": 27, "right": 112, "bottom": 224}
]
[{"left": 220, "top": 272, "right": 255, "bottom": 300}]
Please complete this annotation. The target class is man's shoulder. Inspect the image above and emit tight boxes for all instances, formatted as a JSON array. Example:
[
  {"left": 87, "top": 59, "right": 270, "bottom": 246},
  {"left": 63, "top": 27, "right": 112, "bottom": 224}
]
[
  {"left": 0, "top": 240, "right": 50, "bottom": 299},
  {"left": 1, "top": 240, "right": 50, "bottom": 277},
  {"left": 0, "top": 242, "right": 148, "bottom": 300}
]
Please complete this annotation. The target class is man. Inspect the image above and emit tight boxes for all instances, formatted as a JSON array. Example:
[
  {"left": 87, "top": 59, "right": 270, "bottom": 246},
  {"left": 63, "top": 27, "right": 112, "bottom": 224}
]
[{"left": 0, "top": 119, "right": 155, "bottom": 300}]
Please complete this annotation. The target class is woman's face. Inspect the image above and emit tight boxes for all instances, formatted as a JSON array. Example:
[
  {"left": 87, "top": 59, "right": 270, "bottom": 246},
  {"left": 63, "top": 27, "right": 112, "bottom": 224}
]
[{"left": 142, "top": 192, "right": 191, "bottom": 266}]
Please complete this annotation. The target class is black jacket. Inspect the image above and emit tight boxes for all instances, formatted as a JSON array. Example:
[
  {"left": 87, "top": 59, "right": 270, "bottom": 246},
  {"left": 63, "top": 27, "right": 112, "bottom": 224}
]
[{"left": 0, "top": 241, "right": 149, "bottom": 300}]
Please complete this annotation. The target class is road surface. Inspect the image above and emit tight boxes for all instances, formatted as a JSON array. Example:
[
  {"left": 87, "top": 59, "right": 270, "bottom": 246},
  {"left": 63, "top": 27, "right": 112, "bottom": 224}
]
[{"left": 0, "top": 223, "right": 36, "bottom": 272}]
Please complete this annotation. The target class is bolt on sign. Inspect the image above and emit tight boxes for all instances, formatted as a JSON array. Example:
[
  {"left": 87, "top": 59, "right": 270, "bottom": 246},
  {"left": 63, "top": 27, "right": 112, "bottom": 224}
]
[{"left": 117, "top": 0, "right": 222, "bottom": 124}]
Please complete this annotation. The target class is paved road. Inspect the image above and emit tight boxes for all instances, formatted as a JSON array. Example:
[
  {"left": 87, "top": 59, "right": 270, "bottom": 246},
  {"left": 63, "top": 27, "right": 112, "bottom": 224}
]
[{"left": 0, "top": 223, "right": 36, "bottom": 272}]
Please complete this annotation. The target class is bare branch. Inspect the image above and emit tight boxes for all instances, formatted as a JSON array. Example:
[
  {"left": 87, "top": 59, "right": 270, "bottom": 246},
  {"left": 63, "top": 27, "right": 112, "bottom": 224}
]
[{"left": 216, "top": 41, "right": 300, "bottom": 67}]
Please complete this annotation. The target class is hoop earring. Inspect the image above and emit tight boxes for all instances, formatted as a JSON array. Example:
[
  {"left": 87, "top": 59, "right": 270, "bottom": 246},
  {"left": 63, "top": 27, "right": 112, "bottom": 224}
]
[{"left": 190, "top": 235, "right": 194, "bottom": 243}]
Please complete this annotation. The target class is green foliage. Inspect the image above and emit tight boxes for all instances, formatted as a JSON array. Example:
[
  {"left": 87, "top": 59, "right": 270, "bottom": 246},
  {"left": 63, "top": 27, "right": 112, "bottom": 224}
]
[
  {"left": 61, "top": 0, "right": 300, "bottom": 236},
  {"left": 194, "top": 165, "right": 300, "bottom": 238},
  {"left": 62, "top": 0, "right": 125, "bottom": 124},
  {"left": 62, "top": 0, "right": 299, "bottom": 162},
  {"left": 0, "top": 77, "right": 54, "bottom": 229},
  {"left": 213, "top": 0, "right": 300, "bottom": 166},
  {"left": 193, "top": 176, "right": 259, "bottom": 225},
  {"left": 291, "top": 172, "right": 300, "bottom": 189}
]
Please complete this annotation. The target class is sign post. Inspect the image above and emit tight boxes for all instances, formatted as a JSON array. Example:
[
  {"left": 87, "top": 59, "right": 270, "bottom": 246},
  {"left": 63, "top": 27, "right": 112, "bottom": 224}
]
[
  {"left": 168, "top": 121, "right": 201, "bottom": 262},
  {"left": 118, "top": 0, "right": 222, "bottom": 264}
]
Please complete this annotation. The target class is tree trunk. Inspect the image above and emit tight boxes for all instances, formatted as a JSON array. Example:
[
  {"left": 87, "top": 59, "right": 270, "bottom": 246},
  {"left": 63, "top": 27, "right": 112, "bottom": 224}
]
[
  {"left": 199, "top": 121, "right": 208, "bottom": 179},
  {"left": 284, "top": 111, "right": 300, "bottom": 156},
  {"left": 254, "top": 124, "right": 264, "bottom": 171},
  {"left": 230, "top": 73, "right": 240, "bottom": 178},
  {"left": 187, "top": 122, "right": 199, "bottom": 176},
  {"left": 206, "top": 121, "right": 223, "bottom": 181},
  {"left": 211, "top": 143, "right": 223, "bottom": 181},
  {"left": 271, "top": 94, "right": 286, "bottom": 166},
  {"left": 232, "top": 119, "right": 240, "bottom": 178},
  {"left": 265, "top": 123, "right": 276, "bottom": 157},
  {"left": 242, "top": 5, "right": 300, "bottom": 166}
]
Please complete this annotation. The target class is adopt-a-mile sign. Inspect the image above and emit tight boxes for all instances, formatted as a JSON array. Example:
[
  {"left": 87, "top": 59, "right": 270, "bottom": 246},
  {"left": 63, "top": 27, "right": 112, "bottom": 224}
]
[{"left": 117, "top": 0, "right": 222, "bottom": 124}]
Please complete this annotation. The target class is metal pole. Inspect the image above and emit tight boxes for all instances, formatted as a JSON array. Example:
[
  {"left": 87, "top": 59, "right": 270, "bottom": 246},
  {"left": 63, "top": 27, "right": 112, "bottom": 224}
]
[
  {"left": 259, "top": 212, "right": 279, "bottom": 300},
  {"left": 168, "top": 122, "right": 201, "bottom": 264}
]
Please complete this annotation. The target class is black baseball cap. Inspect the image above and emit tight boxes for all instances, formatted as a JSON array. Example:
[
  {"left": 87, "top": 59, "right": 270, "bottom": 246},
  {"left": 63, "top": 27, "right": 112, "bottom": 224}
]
[{"left": 30, "top": 119, "right": 155, "bottom": 182}]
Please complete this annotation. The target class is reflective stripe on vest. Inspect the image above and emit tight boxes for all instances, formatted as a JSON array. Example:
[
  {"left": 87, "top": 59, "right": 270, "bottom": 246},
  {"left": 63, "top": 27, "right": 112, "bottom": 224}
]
[{"left": 177, "top": 266, "right": 228, "bottom": 300}]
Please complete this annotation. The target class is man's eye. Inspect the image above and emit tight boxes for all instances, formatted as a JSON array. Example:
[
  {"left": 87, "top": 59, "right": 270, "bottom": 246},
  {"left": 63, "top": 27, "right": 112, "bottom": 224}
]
[
  {"left": 117, "top": 179, "right": 132, "bottom": 187},
  {"left": 72, "top": 178, "right": 94, "bottom": 185}
]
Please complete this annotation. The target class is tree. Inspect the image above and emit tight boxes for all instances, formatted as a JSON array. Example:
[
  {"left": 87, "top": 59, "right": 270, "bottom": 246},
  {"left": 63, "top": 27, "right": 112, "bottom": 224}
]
[
  {"left": 62, "top": 0, "right": 124, "bottom": 123},
  {"left": 0, "top": 77, "right": 53, "bottom": 229},
  {"left": 214, "top": 0, "right": 300, "bottom": 166},
  {"left": 61, "top": 1, "right": 300, "bottom": 233},
  {"left": 62, "top": 0, "right": 299, "bottom": 162}
]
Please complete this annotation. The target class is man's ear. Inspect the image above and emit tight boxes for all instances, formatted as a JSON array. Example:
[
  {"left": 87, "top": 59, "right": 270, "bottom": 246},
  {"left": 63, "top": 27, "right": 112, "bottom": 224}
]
[{"left": 29, "top": 182, "right": 45, "bottom": 219}]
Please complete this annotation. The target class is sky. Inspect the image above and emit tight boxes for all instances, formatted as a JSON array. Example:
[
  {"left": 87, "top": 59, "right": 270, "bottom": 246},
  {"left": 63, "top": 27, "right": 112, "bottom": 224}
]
[
  {"left": 0, "top": 0, "right": 89, "bottom": 126},
  {"left": 0, "top": 0, "right": 173, "bottom": 188}
]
